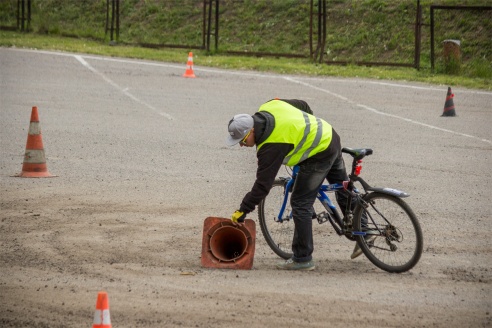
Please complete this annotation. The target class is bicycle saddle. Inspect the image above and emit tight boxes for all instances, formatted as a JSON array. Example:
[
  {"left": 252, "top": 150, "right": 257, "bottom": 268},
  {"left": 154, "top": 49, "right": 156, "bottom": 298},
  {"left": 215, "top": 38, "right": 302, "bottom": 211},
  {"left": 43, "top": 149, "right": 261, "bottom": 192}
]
[{"left": 342, "top": 147, "right": 373, "bottom": 160}]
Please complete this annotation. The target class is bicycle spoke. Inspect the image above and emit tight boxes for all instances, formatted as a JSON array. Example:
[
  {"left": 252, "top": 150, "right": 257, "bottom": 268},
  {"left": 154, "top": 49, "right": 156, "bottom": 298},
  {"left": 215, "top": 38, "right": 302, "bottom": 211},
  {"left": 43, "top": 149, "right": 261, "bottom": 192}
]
[{"left": 354, "top": 192, "right": 423, "bottom": 273}]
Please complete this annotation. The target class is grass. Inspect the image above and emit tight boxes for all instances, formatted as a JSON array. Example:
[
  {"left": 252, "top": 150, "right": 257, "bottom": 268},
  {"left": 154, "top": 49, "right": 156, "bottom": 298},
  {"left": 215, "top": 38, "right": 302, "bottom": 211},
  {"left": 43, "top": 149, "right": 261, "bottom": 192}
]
[{"left": 0, "top": 0, "right": 490, "bottom": 90}]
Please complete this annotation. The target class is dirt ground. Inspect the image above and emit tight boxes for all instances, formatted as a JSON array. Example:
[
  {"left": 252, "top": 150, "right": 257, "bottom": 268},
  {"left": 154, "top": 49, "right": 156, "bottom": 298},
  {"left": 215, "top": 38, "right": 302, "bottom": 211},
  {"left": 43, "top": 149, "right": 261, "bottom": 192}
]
[{"left": 1, "top": 48, "right": 491, "bottom": 327}]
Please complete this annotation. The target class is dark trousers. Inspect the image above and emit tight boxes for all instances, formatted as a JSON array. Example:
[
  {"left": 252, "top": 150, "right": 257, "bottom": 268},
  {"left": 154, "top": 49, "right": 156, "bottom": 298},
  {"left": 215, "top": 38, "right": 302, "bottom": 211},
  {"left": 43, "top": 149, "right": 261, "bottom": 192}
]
[{"left": 290, "top": 131, "right": 352, "bottom": 263}]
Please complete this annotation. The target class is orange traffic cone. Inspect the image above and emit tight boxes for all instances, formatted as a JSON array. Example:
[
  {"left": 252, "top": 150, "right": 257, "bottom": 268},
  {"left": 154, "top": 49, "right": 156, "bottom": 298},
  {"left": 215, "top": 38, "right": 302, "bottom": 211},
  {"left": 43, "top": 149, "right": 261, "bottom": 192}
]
[
  {"left": 15, "top": 106, "right": 56, "bottom": 178},
  {"left": 183, "top": 52, "right": 196, "bottom": 78},
  {"left": 441, "top": 87, "right": 456, "bottom": 117},
  {"left": 93, "top": 291, "right": 111, "bottom": 328},
  {"left": 201, "top": 217, "right": 256, "bottom": 270}
]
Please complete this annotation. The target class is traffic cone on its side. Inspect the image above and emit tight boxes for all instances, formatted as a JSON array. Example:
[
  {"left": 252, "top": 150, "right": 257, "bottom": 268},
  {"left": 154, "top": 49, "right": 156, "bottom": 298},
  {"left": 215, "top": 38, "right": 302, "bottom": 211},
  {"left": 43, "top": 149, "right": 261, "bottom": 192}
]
[
  {"left": 201, "top": 217, "right": 256, "bottom": 270},
  {"left": 93, "top": 291, "right": 111, "bottom": 328},
  {"left": 15, "top": 106, "right": 56, "bottom": 178},
  {"left": 441, "top": 87, "right": 456, "bottom": 117},
  {"left": 183, "top": 52, "right": 196, "bottom": 78}
]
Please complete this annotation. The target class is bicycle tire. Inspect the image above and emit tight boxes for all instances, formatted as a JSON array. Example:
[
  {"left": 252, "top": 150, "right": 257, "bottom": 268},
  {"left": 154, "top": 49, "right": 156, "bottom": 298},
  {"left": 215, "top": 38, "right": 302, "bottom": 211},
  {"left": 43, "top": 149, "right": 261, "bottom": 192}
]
[
  {"left": 258, "top": 179, "right": 294, "bottom": 259},
  {"left": 353, "top": 192, "right": 423, "bottom": 273}
]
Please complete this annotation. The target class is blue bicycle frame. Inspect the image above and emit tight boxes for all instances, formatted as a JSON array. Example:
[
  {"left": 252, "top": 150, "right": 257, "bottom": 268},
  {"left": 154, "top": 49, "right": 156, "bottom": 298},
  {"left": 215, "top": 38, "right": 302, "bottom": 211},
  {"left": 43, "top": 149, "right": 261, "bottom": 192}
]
[
  {"left": 276, "top": 165, "right": 368, "bottom": 238},
  {"left": 277, "top": 166, "right": 342, "bottom": 221}
]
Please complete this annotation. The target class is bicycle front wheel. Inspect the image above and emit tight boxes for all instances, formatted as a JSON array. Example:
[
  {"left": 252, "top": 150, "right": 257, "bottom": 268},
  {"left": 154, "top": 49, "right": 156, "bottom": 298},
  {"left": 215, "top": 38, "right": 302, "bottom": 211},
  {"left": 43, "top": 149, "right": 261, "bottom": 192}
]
[
  {"left": 353, "top": 192, "right": 423, "bottom": 273},
  {"left": 258, "top": 179, "right": 294, "bottom": 259}
]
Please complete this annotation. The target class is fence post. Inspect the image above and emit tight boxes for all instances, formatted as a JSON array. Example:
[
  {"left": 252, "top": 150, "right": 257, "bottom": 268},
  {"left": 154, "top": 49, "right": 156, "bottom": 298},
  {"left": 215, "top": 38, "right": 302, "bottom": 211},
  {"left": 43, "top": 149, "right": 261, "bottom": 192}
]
[
  {"left": 206, "top": 0, "right": 212, "bottom": 51},
  {"left": 110, "top": 0, "right": 115, "bottom": 42},
  {"left": 310, "top": 0, "right": 325, "bottom": 62},
  {"left": 16, "top": 0, "right": 31, "bottom": 32},
  {"left": 430, "top": 6, "right": 435, "bottom": 70},
  {"left": 105, "top": 0, "right": 109, "bottom": 37},
  {"left": 319, "top": 0, "right": 327, "bottom": 63},
  {"left": 215, "top": 0, "right": 219, "bottom": 51},
  {"left": 116, "top": 0, "right": 120, "bottom": 41},
  {"left": 414, "top": 0, "right": 422, "bottom": 70},
  {"left": 27, "top": 0, "right": 31, "bottom": 31},
  {"left": 106, "top": 0, "right": 120, "bottom": 44},
  {"left": 21, "top": 0, "right": 24, "bottom": 31},
  {"left": 202, "top": 0, "right": 206, "bottom": 49},
  {"left": 206, "top": 0, "right": 219, "bottom": 52}
]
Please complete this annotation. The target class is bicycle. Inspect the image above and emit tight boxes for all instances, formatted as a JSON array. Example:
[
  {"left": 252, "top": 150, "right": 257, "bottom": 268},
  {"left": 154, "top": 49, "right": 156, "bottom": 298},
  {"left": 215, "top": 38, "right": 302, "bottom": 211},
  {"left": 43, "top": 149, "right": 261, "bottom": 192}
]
[{"left": 258, "top": 147, "right": 423, "bottom": 273}]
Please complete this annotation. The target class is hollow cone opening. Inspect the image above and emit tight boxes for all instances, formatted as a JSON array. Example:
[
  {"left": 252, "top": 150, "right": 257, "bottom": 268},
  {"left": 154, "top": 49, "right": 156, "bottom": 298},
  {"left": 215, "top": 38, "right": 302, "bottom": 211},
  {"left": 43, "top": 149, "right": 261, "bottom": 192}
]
[{"left": 210, "top": 226, "right": 248, "bottom": 261}]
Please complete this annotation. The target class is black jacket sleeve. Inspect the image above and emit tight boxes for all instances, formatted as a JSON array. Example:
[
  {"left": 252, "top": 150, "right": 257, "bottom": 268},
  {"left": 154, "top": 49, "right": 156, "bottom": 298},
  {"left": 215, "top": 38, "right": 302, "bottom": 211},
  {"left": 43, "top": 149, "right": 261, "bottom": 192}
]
[{"left": 239, "top": 143, "right": 293, "bottom": 214}]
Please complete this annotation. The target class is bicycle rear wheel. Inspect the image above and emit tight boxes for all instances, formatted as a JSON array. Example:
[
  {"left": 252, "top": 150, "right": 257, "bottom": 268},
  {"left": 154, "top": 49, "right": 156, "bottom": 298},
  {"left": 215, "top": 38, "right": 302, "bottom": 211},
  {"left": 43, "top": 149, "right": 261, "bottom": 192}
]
[
  {"left": 353, "top": 192, "right": 423, "bottom": 273},
  {"left": 258, "top": 179, "right": 294, "bottom": 259}
]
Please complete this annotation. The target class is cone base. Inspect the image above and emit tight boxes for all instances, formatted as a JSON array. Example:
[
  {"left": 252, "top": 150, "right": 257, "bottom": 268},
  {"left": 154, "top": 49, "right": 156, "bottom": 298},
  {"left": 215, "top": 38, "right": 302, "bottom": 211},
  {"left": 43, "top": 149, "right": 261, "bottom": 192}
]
[
  {"left": 15, "top": 171, "right": 56, "bottom": 178},
  {"left": 441, "top": 110, "right": 456, "bottom": 117}
]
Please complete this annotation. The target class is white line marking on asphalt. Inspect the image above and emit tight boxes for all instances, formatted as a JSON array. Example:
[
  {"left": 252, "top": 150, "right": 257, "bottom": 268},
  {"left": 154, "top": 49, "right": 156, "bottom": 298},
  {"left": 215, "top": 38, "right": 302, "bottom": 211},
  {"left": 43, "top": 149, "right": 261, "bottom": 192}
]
[
  {"left": 72, "top": 52, "right": 491, "bottom": 99},
  {"left": 74, "top": 55, "right": 174, "bottom": 120},
  {"left": 8, "top": 48, "right": 492, "bottom": 94},
  {"left": 7, "top": 49, "right": 491, "bottom": 136},
  {"left": 283, "top": 77, "right": 491, "bottom": 145},
  {"left": 297, "top": 77, "right": 492, "bottom": 95}
]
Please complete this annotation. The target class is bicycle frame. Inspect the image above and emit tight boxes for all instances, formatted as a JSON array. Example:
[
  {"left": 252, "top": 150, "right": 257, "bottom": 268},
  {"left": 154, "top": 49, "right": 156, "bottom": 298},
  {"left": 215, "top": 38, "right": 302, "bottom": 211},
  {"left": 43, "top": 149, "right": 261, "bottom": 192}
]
[
  {"left": 276, "top": 165, "right": 349, "bottom": 236},
  {"left": 275, "top": 149, "right": 410, "bottom": 238}
]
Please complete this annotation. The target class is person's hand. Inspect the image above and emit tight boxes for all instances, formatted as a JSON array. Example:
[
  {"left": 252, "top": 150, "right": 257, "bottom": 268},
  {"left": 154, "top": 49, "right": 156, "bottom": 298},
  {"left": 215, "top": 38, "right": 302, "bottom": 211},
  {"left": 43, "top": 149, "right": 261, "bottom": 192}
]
[{"left": 231, "top": 210, "right": 246, "bottom": 225}]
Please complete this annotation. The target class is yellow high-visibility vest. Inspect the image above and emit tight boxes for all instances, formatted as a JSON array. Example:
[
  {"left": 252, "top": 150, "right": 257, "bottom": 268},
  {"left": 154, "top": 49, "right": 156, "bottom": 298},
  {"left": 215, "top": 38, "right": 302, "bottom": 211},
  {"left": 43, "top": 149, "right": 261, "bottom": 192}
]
[{"left": 257, "top": 100, "right": 332, "bottom": 166}]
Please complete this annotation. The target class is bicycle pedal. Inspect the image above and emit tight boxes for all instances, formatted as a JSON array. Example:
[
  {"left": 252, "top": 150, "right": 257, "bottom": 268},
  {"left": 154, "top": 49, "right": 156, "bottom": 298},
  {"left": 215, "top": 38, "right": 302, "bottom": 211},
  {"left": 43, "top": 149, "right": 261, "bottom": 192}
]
[{"left": 316, "top": 212, "right": 329, "bottom": 224}]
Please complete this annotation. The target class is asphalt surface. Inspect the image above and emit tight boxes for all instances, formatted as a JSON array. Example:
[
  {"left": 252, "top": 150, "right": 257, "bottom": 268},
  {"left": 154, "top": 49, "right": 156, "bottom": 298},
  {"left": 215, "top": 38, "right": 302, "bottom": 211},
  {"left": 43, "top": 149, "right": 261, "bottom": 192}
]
[{"left": 1, "top": 47, "right": 491, "bottom": 327}]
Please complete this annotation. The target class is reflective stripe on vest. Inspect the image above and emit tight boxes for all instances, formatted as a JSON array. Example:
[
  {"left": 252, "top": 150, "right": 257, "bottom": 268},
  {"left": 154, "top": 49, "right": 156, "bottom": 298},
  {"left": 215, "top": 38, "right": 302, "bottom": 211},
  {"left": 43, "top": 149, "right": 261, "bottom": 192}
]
[{"left": 257, "top": 100, "right": 332, "bottom": 166}]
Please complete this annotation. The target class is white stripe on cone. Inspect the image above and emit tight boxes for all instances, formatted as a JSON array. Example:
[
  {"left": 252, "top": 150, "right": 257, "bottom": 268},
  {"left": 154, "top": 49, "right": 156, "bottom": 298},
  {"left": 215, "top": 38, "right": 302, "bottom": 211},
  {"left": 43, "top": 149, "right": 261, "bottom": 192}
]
[{"left": 93, "top": 309, "right": 111, "bottom": 325}]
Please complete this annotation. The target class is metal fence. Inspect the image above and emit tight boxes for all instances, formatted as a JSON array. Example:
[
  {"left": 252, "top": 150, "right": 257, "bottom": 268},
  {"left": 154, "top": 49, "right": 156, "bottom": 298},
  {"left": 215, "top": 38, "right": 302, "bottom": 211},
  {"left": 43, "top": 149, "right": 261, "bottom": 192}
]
[{"left": 1, "top": 0, "right": 491, "bottom": 72}]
